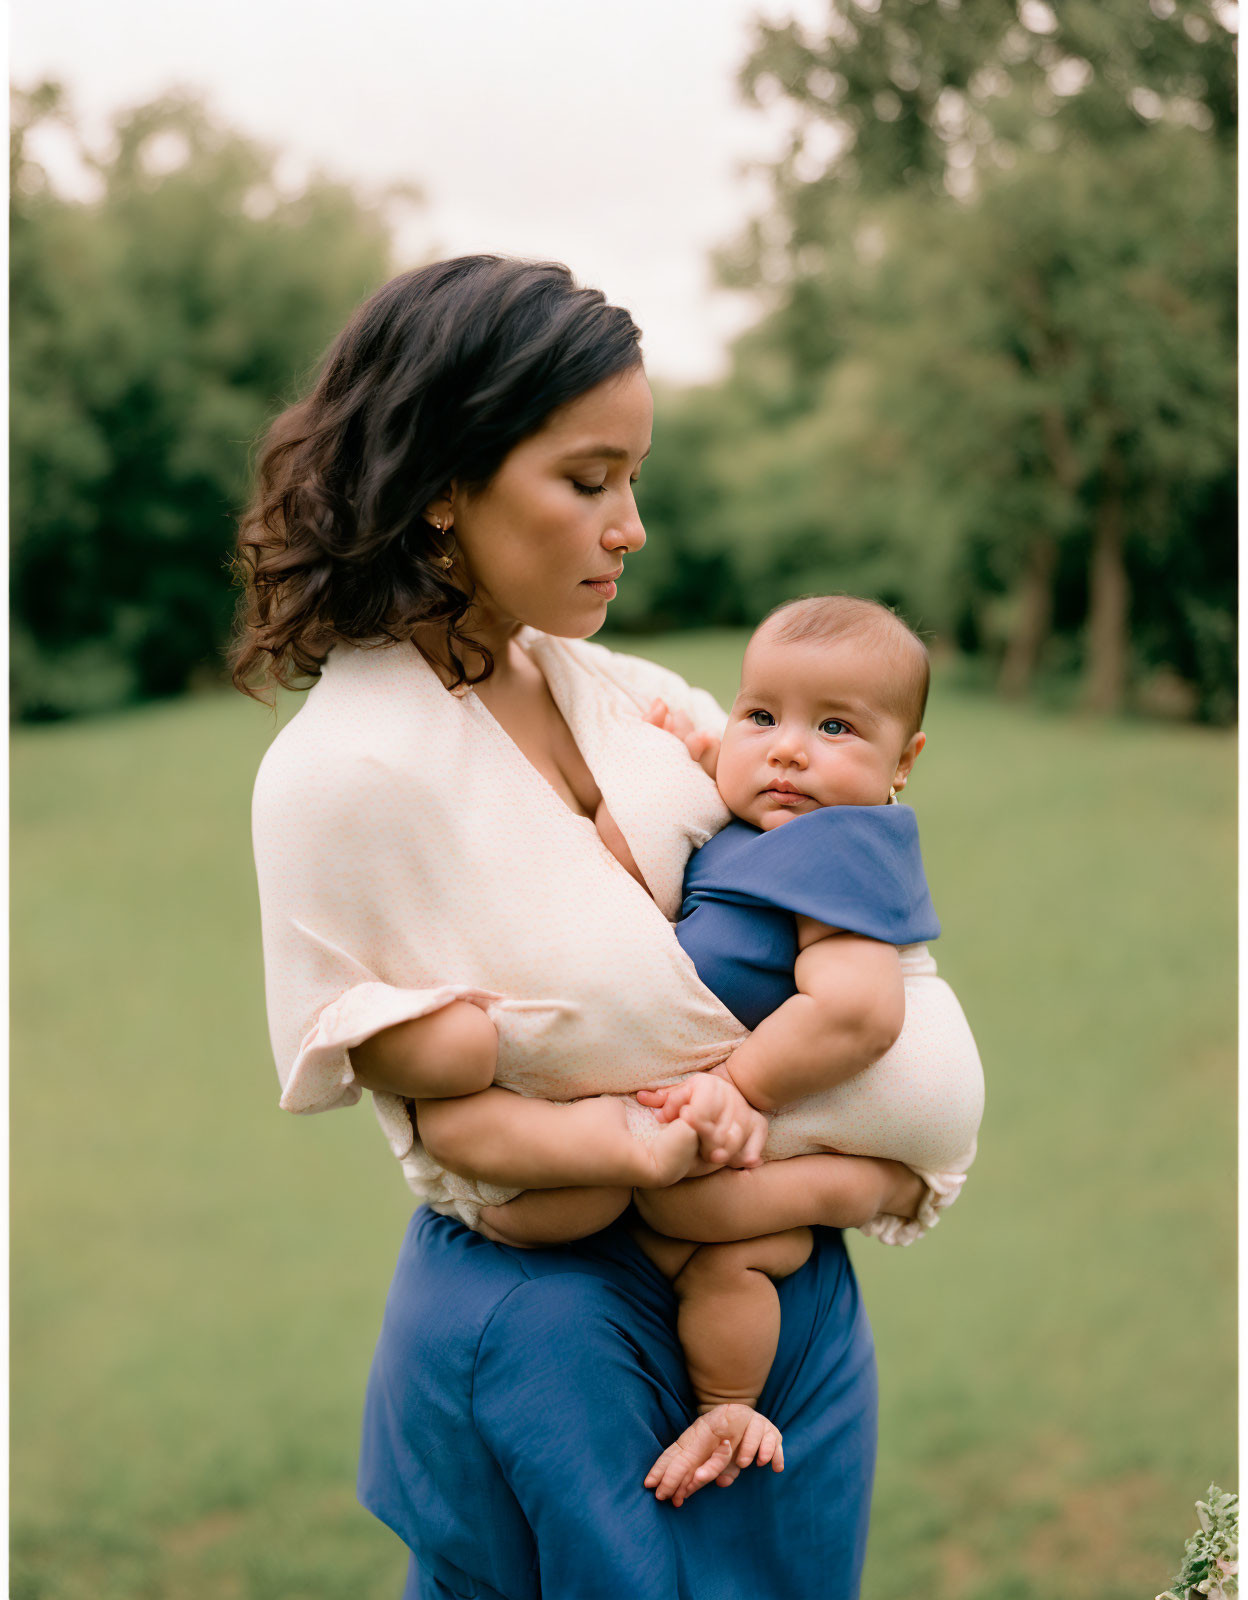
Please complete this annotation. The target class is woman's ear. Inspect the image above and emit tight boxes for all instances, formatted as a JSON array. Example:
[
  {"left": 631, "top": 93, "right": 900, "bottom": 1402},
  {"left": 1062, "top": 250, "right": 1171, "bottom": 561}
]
[
  {"left": 892, "top": 731, "right": 926, "bottom": 793},
  {"left": 423, "top": 487, "right": 455, "bottom": 527}
]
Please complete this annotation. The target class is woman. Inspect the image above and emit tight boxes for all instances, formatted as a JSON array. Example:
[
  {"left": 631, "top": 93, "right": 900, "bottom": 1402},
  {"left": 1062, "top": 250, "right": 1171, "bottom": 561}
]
[{"left": 235, "top": 256, "right": 901, "bottom": 1599}]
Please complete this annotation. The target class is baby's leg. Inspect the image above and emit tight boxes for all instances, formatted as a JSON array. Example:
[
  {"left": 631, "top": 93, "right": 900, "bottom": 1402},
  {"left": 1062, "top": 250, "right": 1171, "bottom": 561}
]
[
  {"left": 638, "top": 1227, "right": 813, "bottom": 1506},
  {"left": 416, "top": 1086, "right": 700, "bottom": 1193},
  {"left": 478, "top": 1186, "right": 633, "bottom": 1248},
  {"left": 636, "top": 1150, "right": 924, "bottom": 1244}
]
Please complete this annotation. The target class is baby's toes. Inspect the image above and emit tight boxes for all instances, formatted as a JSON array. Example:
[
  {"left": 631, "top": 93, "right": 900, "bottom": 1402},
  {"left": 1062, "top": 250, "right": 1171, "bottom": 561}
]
[{"left": 754, "top": 1417, "right": 784, "bottom": 1470}]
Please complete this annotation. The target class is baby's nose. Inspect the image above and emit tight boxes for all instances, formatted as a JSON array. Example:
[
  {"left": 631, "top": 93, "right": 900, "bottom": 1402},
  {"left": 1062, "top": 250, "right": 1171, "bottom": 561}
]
[{"left": 769, "top": 732, "right": 807, "bottom": 766}]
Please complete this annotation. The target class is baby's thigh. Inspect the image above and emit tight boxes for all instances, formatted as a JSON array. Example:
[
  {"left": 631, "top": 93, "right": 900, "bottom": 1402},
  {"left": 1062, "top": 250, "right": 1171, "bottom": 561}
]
[
  {"left": 635, "top": 1156, "right": 843, "bottom": 1243},
  {"left": 479, "top": 1185, "right": 632, "bottom": 1247}
]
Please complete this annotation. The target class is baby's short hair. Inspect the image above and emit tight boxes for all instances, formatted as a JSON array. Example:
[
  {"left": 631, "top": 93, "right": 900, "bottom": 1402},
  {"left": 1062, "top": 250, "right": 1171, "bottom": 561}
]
[{"left": 753, "top": 594, "right": 930, "bottom": 737}]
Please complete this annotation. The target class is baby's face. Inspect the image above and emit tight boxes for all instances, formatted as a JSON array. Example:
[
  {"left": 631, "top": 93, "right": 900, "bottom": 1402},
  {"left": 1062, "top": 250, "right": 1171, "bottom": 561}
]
[{"left": 716, "top": 631, "right": 923, "bottom": 830}]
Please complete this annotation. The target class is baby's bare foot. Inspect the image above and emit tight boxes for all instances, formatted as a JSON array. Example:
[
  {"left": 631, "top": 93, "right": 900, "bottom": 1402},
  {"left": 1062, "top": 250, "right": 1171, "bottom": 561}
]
[
  {"left": 644, "top": 1402, "right": 784, "bottom": 1507},
  {"left": 631, "top": 1117, "right": 701, "bottom": 1189}
]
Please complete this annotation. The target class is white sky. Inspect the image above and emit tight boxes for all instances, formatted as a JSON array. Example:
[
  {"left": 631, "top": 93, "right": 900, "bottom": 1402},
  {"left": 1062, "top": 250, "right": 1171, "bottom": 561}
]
[{"left": 10, "top": 0, "right": 830, "bottom": 384}]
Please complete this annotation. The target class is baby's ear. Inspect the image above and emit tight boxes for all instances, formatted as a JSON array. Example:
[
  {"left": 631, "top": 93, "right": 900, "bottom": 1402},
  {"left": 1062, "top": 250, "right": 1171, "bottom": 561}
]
[{"left": 893, "top": 731, "right": 926, "bottom": 792}]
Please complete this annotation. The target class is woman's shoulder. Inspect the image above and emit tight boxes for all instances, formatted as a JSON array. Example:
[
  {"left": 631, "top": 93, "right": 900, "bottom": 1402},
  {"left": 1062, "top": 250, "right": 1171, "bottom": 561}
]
[{"left": 252, "top": 640, "right": 454, "bottom": 826}]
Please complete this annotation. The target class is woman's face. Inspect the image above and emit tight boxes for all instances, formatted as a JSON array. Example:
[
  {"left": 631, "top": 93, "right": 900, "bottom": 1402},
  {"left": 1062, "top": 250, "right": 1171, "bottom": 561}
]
[{"left": 444, "top": 364, "right": 653, "bottom": 640}]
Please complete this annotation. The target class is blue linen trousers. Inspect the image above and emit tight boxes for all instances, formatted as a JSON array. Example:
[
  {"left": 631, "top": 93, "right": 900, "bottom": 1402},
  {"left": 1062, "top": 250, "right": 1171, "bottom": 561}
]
[{"left": 358, "top": 1207, "right": 877, "bottom": 1600}]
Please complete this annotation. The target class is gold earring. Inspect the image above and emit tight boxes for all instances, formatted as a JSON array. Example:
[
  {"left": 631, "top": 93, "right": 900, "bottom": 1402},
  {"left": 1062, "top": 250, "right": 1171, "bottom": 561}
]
[{"left": 430, "top": 518, "right": 455, "bottom": 570}]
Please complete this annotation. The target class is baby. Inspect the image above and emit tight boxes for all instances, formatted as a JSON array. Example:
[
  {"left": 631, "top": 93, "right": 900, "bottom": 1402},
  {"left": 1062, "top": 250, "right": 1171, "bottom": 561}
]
[{"left": 405, "top": 595, "right": 983, "bottom": 1504}]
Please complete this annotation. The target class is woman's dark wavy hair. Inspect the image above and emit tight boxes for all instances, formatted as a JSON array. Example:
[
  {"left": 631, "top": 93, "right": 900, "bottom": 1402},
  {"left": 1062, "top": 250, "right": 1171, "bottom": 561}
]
[{"left": 230, "top": 255, "right": 643, "bottom": 697}]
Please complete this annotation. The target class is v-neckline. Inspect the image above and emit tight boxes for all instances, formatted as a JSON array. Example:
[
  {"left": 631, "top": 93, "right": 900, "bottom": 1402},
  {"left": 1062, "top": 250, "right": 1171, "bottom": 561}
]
[
  {"left": 460, "top": 632, "right": 597, "bottom": 824},
  {"left": 453, "top": 633, "right": 657, "bottom": 899}
]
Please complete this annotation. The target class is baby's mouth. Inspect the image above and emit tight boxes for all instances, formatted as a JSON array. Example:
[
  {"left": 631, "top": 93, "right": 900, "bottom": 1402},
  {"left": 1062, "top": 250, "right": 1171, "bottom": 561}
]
[{"left": 761, "top": 784, "right": 811, "bottom": 805}]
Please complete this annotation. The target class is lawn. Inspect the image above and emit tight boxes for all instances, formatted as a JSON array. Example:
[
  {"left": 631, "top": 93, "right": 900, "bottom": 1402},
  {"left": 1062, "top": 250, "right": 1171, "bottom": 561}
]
[{"left": 11, "top": 632, "right": 1236, "bottom": 1600}]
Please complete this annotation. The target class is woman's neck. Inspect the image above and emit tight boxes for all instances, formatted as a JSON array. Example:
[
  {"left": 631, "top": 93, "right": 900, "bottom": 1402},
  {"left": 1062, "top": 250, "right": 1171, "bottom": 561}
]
[{"left": 413, "top": 604, "right": 524, "bottom": 691}]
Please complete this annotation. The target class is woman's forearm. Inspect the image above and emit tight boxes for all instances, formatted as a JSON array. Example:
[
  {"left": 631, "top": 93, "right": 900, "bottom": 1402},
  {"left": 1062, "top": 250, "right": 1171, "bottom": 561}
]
[{"left": 415, "top": 1088, "right": 697, "bottom": 1191}]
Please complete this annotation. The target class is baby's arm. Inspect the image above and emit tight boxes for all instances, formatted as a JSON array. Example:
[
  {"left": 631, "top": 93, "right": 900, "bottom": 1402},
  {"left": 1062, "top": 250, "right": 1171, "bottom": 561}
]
[
  {"left": 723, "top": 920, "right": 906, "bottom": 1112},
  {"left": 647, "top": 919, "right": 904, "bottom": 1124}
]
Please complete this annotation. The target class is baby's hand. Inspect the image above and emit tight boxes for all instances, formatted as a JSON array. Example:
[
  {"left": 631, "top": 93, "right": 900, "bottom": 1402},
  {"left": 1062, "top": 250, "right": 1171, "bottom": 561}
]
[
  {"left": 636, "top": 1074, "right": 768, "bottom": 1168},
  {"left": 645, "top": 699, "right": 720, "bottom": 780}
]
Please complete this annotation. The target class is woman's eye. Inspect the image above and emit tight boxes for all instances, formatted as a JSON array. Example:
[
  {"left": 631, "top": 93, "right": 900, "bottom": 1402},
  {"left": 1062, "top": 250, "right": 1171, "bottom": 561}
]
[
  {"left": 820, "top": 718, "right": 850, "bottom": 736},
  {"left": 748, "top": 710, "right": 775, "bottom": 727},
  {"left": 572, "top": 481, "right": 608, "bottom": 497}
]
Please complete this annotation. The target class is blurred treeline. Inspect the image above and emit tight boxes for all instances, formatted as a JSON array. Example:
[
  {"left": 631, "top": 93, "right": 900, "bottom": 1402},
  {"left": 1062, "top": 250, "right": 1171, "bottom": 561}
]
[{"left": 10, "top": 0, "right": 1237, "bottom": 723}]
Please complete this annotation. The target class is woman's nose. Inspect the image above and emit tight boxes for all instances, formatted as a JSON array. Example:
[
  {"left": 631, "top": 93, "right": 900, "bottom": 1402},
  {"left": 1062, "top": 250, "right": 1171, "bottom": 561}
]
[{"left": 604, "top": 491, "right": 646, "bottom": 555}]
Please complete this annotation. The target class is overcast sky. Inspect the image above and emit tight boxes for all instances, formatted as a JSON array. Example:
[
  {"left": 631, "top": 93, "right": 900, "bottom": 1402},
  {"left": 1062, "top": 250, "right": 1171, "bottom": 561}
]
[{"left": 11, "top": 0, "right": 831, "bottom": 383}]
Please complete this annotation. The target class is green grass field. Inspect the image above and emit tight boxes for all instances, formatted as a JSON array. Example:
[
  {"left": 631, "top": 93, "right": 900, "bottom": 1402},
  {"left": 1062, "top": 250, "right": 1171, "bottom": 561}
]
[{"left": 11, "top": 632, "right": 1236, "bottom": 1600}]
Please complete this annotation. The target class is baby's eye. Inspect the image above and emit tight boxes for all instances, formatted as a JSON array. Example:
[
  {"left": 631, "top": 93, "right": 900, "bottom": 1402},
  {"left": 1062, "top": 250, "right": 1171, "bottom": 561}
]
[
  {"left": 819, "top": 718, "right": 851, "bottom": 737},
  {"left": 748, "top": 710, "right": 775, "bottom": 727}
]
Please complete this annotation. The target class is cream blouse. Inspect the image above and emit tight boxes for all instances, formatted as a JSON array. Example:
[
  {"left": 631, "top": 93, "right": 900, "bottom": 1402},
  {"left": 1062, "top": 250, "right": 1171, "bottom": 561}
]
[{"left": 252, "top": 628, "right": 750, "bottom": 1221}]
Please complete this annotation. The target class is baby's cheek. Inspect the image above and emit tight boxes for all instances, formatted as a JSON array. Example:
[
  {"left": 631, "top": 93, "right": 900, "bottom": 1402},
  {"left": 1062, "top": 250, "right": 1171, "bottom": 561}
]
[{"left": 712, "top": 738, "right": 754, "bottom": 819}]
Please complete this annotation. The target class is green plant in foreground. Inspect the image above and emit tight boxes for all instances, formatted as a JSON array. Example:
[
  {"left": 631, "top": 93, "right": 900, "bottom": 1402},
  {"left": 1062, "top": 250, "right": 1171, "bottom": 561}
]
[{"left": 1158, "top": 1486, "right": 1238, "bottom": 1599}]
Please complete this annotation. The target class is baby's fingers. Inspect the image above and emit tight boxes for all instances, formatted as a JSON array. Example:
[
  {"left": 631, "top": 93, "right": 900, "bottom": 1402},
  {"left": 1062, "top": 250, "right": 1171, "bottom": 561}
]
[
  {"left": 733, "top": 1113, "right": 770, "bottom": 1170},
  {"left": 644, "top": 698, "right": 669, "bottom": 729}
]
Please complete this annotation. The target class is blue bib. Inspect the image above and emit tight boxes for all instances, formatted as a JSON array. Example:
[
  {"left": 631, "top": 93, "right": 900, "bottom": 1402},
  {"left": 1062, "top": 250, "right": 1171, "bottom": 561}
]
[{"left": 675, "top": 805, "right": 940, "bottom": 1030}]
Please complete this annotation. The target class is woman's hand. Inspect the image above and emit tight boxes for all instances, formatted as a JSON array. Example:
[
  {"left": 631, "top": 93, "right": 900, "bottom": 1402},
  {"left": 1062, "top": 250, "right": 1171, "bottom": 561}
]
[
  {"left": 636, "top": 1073, "right": 769, "bottom": 1169},
  {"left": 645, "top": 698, "right": 720, "bottom": 780}
]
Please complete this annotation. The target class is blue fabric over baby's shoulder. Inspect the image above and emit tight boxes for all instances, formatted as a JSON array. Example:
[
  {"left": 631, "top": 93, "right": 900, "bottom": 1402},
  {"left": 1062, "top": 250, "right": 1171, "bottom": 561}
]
[{"left": 675, "top": 805, "right": 940, "bottom": 1031}]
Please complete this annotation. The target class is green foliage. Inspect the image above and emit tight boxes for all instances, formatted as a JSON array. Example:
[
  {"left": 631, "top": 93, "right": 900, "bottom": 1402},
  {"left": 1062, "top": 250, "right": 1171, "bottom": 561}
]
[
  {"left": 1157, "top": 1486, "right": 1238, "bottom": 1599},
  {"left": 10, "top": 83, "right": 395, "bottom": 720},
  {"left": 10, "top": 640, "right": 1235, "bottom": 1597},
  {"left": 613, "top": 1, "right": 1236, "bottom": 721}
]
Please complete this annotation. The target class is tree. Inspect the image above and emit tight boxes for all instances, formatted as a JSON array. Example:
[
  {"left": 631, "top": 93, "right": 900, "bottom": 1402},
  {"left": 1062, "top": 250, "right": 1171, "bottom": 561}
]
[
  {"left": 705, "top": 0, "right": 1235, "bottom": 717},
  {"left": 11, "top": 84, "right": 401, "bottom": 719}
]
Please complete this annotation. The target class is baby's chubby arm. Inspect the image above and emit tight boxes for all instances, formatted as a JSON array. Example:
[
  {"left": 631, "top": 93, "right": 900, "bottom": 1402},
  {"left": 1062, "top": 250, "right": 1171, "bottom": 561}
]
[
  {"left": 646, "top": 920, "right": 905, "bottom": 1126},
  {"left": 729, "top": 919, "right": 906, "bottom": 1112}
]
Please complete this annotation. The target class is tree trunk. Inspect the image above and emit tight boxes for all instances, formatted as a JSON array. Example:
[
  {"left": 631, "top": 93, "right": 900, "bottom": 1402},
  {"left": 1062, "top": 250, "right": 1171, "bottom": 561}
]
[
  {"left": 1084, "top": 442, "right": 1129, "bottom": 714},
  {"left": 998, "top": 403, "right": 1078, "bottom": 699},
  {"left": 998, "top": 530, "right": 1058, "bottom": 698}
]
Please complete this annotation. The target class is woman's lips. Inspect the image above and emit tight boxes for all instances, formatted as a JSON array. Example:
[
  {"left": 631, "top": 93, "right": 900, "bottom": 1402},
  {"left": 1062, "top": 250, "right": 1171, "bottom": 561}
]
[{"left": 581, "top": 575, "right": 619, "bottom": 599}]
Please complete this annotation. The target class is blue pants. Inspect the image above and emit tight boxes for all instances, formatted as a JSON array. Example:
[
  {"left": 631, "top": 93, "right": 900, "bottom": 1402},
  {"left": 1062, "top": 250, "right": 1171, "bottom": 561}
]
[{"left": 359, "top": 1208, "right": 877, "bottom": 1600}]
